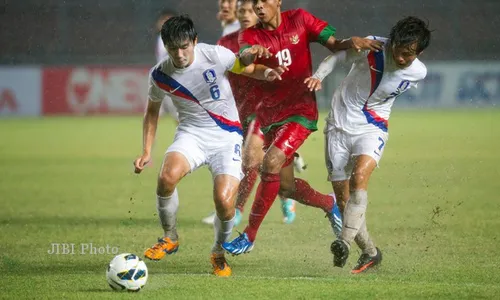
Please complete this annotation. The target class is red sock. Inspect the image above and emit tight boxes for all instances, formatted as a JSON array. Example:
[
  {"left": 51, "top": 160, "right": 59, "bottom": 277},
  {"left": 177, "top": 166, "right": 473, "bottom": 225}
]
[
  {"left": 235, "top": 166, "right": 259, "bottom": 212},
  {"left": 291, "top": 178, "right": 333, "bottom": 213},
  {"left": 244, "top": 172, "right": 280, "bottom": 242}
]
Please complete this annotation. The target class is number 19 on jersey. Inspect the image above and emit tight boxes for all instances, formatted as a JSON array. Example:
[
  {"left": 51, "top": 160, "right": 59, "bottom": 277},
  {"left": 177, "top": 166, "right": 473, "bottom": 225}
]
[{"left": 275, "top": 49, "right": 292, "bottom": 67}]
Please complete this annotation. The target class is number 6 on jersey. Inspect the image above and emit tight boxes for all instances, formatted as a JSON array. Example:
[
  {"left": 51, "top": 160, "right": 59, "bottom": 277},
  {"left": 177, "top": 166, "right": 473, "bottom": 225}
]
[
  {"left": 275, "top": 49, "right": 292, "bottom": 67},
  {"left": 210, "top": 85, "right": 220, "bottom": 100}
]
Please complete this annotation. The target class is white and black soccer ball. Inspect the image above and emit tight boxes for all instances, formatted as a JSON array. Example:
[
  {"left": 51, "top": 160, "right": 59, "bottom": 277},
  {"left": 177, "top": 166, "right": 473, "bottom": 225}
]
[{"left": 106, "top": 253, "right": 148, "bottom": 292}]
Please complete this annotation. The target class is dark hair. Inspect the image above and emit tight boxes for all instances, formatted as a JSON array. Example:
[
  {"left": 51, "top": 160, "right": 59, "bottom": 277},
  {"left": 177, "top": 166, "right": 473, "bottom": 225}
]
[
  {"left": 389, "top": 16, "right": 431, "bottom": 54},
  {"left": 161, "top": 15, "right": 198, "bottom": 48},
  {"left": 239, "top": 0, "right": 254, "bottom": 5},
  {"left": 157, "top": 8, "right": 177, "bottom": 20}
]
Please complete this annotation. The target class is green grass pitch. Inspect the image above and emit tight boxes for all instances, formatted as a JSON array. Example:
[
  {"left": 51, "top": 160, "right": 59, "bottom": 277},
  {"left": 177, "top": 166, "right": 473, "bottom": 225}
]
[{"left": 1, "top": 110, "right": 499, "bottom": 299}]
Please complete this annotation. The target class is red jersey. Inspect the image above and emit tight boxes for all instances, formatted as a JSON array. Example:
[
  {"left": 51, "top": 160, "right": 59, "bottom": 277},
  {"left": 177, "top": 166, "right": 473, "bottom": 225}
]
[
  {"left": 239, "top": 9, "right": 335, "bottom": 133},
  {"left": 217, "top": 31, "right": 263, "bottom": 126}
]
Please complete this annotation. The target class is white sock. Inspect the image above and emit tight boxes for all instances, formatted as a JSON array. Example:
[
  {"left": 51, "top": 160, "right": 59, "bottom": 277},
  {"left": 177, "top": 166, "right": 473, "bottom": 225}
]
[
  {"left": 340, "top": 189, "right": 368, "bottom": 247},
  {"left": 212, "top": 214, "right": 235, "bottom": 254},
  {"left": 354, "top": 220, "right": 377, "bottom": 256},
  {"left": 156, "top": 189, "right": 179, "bottom": 241}
]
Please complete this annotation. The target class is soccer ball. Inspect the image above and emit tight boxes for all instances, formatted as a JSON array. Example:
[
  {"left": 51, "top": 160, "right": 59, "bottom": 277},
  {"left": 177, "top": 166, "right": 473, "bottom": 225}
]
[{"left": 106, "top": 253, "right": 148, "bottom": 292}]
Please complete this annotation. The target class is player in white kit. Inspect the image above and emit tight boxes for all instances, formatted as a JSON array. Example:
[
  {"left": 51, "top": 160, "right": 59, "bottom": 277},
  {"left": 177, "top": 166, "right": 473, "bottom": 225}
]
[
  {"left": 133, "top": 15, "right": 285, "bottom": 277},
  {"left": 305, "top": 16, "right": 431, "bottom": 273}
]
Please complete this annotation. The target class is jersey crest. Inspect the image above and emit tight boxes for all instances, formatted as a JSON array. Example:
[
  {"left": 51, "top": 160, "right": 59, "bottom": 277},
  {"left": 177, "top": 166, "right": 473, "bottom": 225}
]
[{"left": 203, "top": 69, "right": 217, "bottom": 84}]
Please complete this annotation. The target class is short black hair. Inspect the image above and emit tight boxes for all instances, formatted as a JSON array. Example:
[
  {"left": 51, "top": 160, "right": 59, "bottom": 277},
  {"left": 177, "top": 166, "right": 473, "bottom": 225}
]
[
  {"left": 239, "top": 0, "right": 254, "bottom": 5},
  {"left": 389, "top": 16, "right": 431, "bottom": 54},
  {"left": 161, "top": 15, "right": 198, "bottom": 48},
  {"left": 157, "top": 8, "right": 177, "bottom": 20}
]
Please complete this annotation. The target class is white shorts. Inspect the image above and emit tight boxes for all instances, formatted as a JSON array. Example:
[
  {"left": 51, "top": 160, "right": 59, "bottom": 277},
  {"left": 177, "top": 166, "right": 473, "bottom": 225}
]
[
  {"left": 324, "top": 129, "right": 389, "bottom": 181},
  {"left": 166, "top": 126, "right": 244, "bottom": 180}
]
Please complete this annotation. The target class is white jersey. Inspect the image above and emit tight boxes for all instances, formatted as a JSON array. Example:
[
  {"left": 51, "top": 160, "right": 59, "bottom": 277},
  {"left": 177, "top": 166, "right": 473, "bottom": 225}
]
[
  {"left": 326, "top": 36, "right": 427, "bottom": 135},
  {"left": 149, "top": 43, "right": 242, "bottom": 135},
  {"left": 222, "top": 20, "right": 240, "bottom": 36},
  {"left": 155, "top": 35, "right": 168, "bottom": 63}
]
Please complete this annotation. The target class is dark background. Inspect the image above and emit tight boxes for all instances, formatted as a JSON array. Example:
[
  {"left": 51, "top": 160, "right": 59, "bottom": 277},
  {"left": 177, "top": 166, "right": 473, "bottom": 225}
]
[{"left": 1, "top": 0, "right": 499, "bottom": 66}]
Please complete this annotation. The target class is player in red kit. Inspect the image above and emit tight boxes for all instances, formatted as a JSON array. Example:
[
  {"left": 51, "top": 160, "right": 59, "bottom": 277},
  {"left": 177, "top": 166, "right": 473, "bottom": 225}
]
[
  {"left": 215, "top": 0, "right": 301, "bottom": 226},
  {"left": 223, "top": 0, "right": 383, "bottom": 255}
]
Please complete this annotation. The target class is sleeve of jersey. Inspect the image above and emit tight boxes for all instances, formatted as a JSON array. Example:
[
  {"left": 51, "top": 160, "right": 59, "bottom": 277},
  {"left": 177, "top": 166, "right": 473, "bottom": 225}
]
[
  {"left": 148, "top": 71, "right": 165, "bottom": 102},
  {"left": 215, "top": 45, "right": 239, "bottom": 72},
  {"left": 300, "top": 9, "right": 336, "bottom": 45},
  {"left": 412, "top": 66, "right": 428, "bottom": 88}
]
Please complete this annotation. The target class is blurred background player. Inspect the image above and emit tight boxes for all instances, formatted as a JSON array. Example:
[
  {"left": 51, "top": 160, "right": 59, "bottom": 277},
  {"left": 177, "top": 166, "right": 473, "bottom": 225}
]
[
  {"left": 155, "top": 9, "right": 179, "bottom": 121},
  {"left": 306, "top": 16, "right": 431, "bottom": 273},
  {"left": 201, "top": 0, "right": 306, "bottom": 225},
  {"left": 223, "top": 0, "right": 383, "bottom": 256},
  {"left": 218, "top": 0, "right": 240, "bottom": 36},
  {"left": 134, "top": 15, "right": 286, "bottom": 277}
]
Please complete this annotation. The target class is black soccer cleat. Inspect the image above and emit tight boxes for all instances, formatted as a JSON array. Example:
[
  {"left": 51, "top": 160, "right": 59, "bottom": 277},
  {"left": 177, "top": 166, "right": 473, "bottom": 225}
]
[
  {"left": 351, "top": 247, "right": 382, "bottom": 274},
  {"left": 331, "top": 240, "right": 349, "bottom": 268}
]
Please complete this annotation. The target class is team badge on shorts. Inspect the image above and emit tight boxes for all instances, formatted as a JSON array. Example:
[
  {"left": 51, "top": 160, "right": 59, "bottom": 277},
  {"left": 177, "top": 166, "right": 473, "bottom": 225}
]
[{"left": 203, "top": 69, "right": 217, "bottom": 84}]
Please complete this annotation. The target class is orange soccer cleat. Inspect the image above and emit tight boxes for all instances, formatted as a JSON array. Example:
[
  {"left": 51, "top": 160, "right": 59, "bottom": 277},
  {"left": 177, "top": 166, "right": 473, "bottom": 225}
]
[
  {"left": 210, "top": 253, "right": 232, "bottom": 277},
  {"left": 144, "top": 237, "right": 179, "bottom": 261}
]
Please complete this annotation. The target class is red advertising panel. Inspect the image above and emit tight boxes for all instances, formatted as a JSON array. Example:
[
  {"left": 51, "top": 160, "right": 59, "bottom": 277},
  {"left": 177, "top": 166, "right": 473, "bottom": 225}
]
[{"left": 43, "top": 67, "right": 149, "bottom": 115}]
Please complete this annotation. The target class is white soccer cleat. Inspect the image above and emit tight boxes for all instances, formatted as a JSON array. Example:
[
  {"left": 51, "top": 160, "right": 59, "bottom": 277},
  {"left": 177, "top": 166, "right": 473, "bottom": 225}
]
[{"left": 201, "top": 212, "right": 216, "bottom": 225}]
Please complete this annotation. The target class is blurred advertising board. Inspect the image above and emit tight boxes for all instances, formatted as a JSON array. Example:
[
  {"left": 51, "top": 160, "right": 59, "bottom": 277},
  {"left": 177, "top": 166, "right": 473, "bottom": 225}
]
[
  {"left": 0, "top": 67, "right": 41, "bottom": 116},
  {"left": 42, "top": 67, "right": 149, "bottom": 115},
  {"left": 0, "top": 62, "right": 499, "bottom": 117}
]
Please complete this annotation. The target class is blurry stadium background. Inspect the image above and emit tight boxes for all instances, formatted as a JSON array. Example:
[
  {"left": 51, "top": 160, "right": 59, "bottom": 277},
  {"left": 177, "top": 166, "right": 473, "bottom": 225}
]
[
  {"left": 1, "top": 0, "right": 499, "bottom": 115},
  {"left": 1, "top": 1, "right": 500, "bottom": 299}
]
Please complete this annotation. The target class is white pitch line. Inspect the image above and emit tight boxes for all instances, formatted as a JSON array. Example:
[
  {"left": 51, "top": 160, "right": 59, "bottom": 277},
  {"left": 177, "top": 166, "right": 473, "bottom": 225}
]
[{"left": 155, "top": 273, "right": 499, "bottom": 289}]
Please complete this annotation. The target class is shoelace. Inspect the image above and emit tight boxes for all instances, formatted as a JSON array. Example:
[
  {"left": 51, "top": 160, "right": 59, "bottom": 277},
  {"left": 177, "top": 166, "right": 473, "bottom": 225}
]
[
  {"left": 213, "top": 256, "right": 227, "bottom": 269},
  {"left": 233, "top": 231, "right": 248, "bottom": 247},
  {"left": 356, "top": 254, "right": 372, "bottom": 265},
  {"left": 151, "top": 238, "right": 168, "bottom": 250}
]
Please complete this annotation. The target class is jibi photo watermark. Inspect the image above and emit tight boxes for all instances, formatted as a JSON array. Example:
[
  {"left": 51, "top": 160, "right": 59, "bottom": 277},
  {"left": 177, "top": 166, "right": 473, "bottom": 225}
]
[{"left": 47, "top": 243, "right": 119, "bottom": 255}]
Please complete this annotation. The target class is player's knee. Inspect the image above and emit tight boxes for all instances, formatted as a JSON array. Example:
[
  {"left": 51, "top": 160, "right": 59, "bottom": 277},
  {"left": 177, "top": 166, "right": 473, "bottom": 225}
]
[
  {"left": 214, "top": 191, "right": 235, "bottom": 220},
  {"left": 262, "top": 152, "right": 285, "bottom": 173},
  {"left": 157, "top": 171, "right": 180, "bottom": 196},
  {"left": 243, "top": 154, "right": 261, "bottom": 170},
  {"left": 350, "top": 171, "right": 369, "bottom": 191}
]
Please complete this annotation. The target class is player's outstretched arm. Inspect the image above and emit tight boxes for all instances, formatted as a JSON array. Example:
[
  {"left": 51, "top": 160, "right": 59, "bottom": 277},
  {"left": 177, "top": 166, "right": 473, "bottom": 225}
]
[
  {"left": 304, "top": 51, "right": 348, "bottom": 91},
  {"left": 231, "top": 59, "right": 288, "bottom": 81},
  {"left": 133, "top": 99, "right": 162, "bottom": 174},
  {"left": 324, "top": 36, "right": 383, "bottom": 53}
]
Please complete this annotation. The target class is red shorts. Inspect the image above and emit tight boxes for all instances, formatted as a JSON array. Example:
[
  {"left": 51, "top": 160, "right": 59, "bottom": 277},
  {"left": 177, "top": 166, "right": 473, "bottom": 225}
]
[
  {"left": 244, "top": 119, "right": 264, "bottom": 141},
  {"left": 263, "top": 122, "right": 312, "bottom": 167}
]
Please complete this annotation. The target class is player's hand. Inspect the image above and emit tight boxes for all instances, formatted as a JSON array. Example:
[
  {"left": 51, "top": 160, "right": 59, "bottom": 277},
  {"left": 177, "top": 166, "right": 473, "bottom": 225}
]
[
  {"left": 247, "top": 45, "right": 272, "bottom": 59},
  {"left": 351, "top": 36, "right": 384, "bottom": 52},
  {"left": 304, "top": 77, "right": 322, "bottom": 91},
  {"left": 265, "top": 65, "right": 289, "bottom": 81},
  {"left": 133, "top": 153, "right": 151, "bottom": 174}
]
